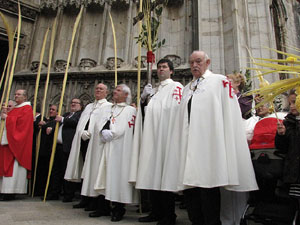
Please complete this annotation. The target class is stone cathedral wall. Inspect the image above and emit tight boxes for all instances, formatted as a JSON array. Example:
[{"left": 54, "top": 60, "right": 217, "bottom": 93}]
[{"left": 0, "top": 0, "right": 299, "bottom": 114}]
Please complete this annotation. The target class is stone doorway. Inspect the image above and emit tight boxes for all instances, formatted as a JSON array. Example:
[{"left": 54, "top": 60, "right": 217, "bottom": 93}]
[{"left": 0, "top": 39, "right": 9, "bottom": 96}]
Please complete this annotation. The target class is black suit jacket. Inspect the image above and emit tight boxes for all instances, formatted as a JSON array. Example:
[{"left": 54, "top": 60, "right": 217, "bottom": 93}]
[
  {"left": 61, "top": 110, "right": 82, "bottom": 154},
  {"left": 40, "top": 116, "right": 56, "bottom": 157}
]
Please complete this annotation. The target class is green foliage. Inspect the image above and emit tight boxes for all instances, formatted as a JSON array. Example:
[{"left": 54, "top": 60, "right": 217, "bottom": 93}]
[
  {"left": 242, "top": 69, "right": 252, "bottom": 93},
  {"left": 134, "top": 5, "right": 166, "bottom": 52}
]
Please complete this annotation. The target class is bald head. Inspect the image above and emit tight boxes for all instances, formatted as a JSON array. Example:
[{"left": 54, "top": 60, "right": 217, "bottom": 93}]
[
  {"left": 94, "top": 83, "right": 108, "bottom": 100},
  {"left": 189, "top": 51, "right": 211, "bottom": 78}
]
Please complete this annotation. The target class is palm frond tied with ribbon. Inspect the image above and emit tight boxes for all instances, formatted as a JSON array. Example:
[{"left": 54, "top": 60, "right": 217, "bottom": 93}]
[
  {"left": 245, "top": 46, "right": 300, "bottom": 112},
  {"left": 134, "top": 0, "right": 167, "bottom": 85}
]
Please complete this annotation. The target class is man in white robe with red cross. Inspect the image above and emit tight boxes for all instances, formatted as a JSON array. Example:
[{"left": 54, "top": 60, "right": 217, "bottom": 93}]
[
  {"left": 94, "top": 84, "right": 138, "bottom": 222},
  {"left": 175, "top": 51, "right": 258, "bottom": 225},
  {"left": 129, "top": 58, "right": 183, "bottom": 225}
]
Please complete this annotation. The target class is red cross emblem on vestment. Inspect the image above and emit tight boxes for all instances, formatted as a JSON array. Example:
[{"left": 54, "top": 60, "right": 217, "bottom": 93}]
[
  {"left": 128, "top": 115, "right": 136, "bottom": 128},
  {"left": 172, "top": 86, "right": 182, "bottom": 104},
  {"left": 222, "top": 80, "right": 233, "bottom": 98}
]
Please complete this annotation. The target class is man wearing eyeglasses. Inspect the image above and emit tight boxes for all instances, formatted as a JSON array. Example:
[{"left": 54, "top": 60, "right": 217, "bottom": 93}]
[{"left": 43, "top": 98, "right": 83, "bottom": 201}]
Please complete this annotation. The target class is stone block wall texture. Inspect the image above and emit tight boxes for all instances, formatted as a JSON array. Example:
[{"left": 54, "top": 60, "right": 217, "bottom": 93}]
[{"left": 0, "top": 0, "right": 299, "bottom": 114}]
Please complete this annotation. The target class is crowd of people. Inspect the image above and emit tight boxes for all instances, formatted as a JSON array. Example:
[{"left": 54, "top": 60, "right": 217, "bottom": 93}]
[{"left": 0, "top": 50, "right": 299, "bottom": 225}]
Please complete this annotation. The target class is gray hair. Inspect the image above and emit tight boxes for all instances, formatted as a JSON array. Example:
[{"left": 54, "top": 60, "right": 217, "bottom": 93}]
[
  {"left": 191, "top": 50, "right": 210, "bottom": 61},
  {"left": 119, "top": 84, "right": 132, "bottom": 105},
  {"left": 16, "top": 89, "right": 27, "bottom": 99}
]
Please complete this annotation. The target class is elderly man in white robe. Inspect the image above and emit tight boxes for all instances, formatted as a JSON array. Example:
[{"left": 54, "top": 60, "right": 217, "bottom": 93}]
[
  {"left": 64, "top": 83, "right": 112, "bottom": 214},
  {"left": 94, "top": 84, "right": 138, "bottom": 222},
  {"left": 129, "top": 58, "right": 183, "bottom": 225},
  {"left": 173, "top": 51, "right": 258, "bottom": 225}
]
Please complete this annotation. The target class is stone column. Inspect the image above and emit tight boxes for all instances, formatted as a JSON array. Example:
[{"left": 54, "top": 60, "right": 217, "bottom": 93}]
[
  {"left": 72, "top": 4, "right": 86, "bottom": 67},
  {"left": 195, "top": 0, "right": 225, "bottom": 74},
  {"left": 245, "top": 0, "right": 278, "bottom": 86},
  {"left": 97, "top": 2, "right": 109, "bottom": 65}
]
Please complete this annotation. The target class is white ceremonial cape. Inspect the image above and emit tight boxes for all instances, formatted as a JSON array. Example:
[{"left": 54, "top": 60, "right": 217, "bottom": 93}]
[
  {"left": 129, "top": 79, "right": 183, "bottom": 191},
  {"left": 80, "top": 102, "right": 112, "bottom": 197},
  {"left": 94, "top": 103, "right": 138, "bottom": 204},
  {"left": 175, "top": 70, "right": 258, "bottom": 191},
  {"left": 64, "top": 99, "right": 112, "bottom": 189}
]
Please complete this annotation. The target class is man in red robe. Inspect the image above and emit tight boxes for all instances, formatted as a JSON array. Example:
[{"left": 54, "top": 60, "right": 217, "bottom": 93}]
[{"left": 0, "top": 89, "right": 33, "bottom": 201}]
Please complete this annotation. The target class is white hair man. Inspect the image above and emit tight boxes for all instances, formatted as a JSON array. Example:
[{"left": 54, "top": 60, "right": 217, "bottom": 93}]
[
  {"left": 173, "top": 51, "right": 258, "bottom": 225},
  {"left": 94, "top": 84, "right": 138, "bottom": 222}
]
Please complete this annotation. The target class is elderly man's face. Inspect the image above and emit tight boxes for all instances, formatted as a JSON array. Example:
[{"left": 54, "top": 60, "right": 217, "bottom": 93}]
[
  {"left": 49, "top": 105, "right": 58, "bottom": 117},
  {"left": 94, "top": 84, "right": 107, "bottom": 100},
  {"left": 113, "top": 86, "right": 127, "bottom": 104},
  {"left": 256, "top": 104, "right": 269, "bottom": 118},
  {"left": 189, "top": 51, "right": 210, "bottom": 78},
  {"left": 7, "top": 101, "right": 15, "bottom": 112},
  {"left": 70, "top": 98, "right": 82, "bottom": 112},
  {"left": 14, "top": 90, "right": 26, "bottom": 105}
]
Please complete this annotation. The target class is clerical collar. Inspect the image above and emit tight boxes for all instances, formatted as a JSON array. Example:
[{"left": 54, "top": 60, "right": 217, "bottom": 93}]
[{"left": 15, "top": 101, "right": 31, "bottom": 108}]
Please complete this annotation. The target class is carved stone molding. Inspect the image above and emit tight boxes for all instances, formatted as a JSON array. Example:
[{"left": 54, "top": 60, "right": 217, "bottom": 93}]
[
  {"left": 0, "top": 0, "right": 38, "bottom": 21},
  {"left": 166, "top": 0, "right": 184, "bottom": 7},
  {"left": 85, "top": 0, "right": 105, "bottom": 7},
  {"left": 61, "top": 0, "right": 82, "bottom": 8},
  {"left": 79, "top": 92, "right": 93, "bottom": 106},
  {"left": 40, "top": 0, "right": 59, "bottom": 10},
  {"left": 79, "top": 58, "right": 97, "bottom": 71},
  {"left": 164, "top": 54, "right": 181, "bottom": 68},
  {"left": 110, "top": 0, "right": 130, "bottom": 10},
  {"left": 106, "top": 57, "right": 124, "bottom": 70},
  {"left": 54, "top": 59, "right": 71, "bottom": 72},
  {"left": 30, "top": 61, "right": 48, "bottom": 73},
  {"left": 134, "top": 0, "right": 182, "bottom": 8},
  {"left": 134, "top": 56, "right": 147, "bottom": 68}
]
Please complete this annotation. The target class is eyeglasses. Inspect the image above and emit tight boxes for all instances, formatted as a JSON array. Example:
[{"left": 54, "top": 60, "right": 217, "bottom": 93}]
[{"left": 71, "top": 101, "right": 80, "bottom": 104}]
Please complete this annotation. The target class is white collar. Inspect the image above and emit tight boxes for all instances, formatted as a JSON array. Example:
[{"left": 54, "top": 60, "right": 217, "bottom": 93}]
[
  {"left": 159, "top": 78, "right": 173, "bottom": 86},
  {"left": 15, "top": 101, "right": 31, "bottom": 108},
  {"left": 113, "top": 102, "right": 127, "bottom": 107},
  {"left": 192, "top": 69, "right": 212, "bottom": 81},
  {"left": 202, "top": 69, "right": 212, "bottom": 79},
  {"left": 94, "top": 99, "right": 107, "bottom": 105}
]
